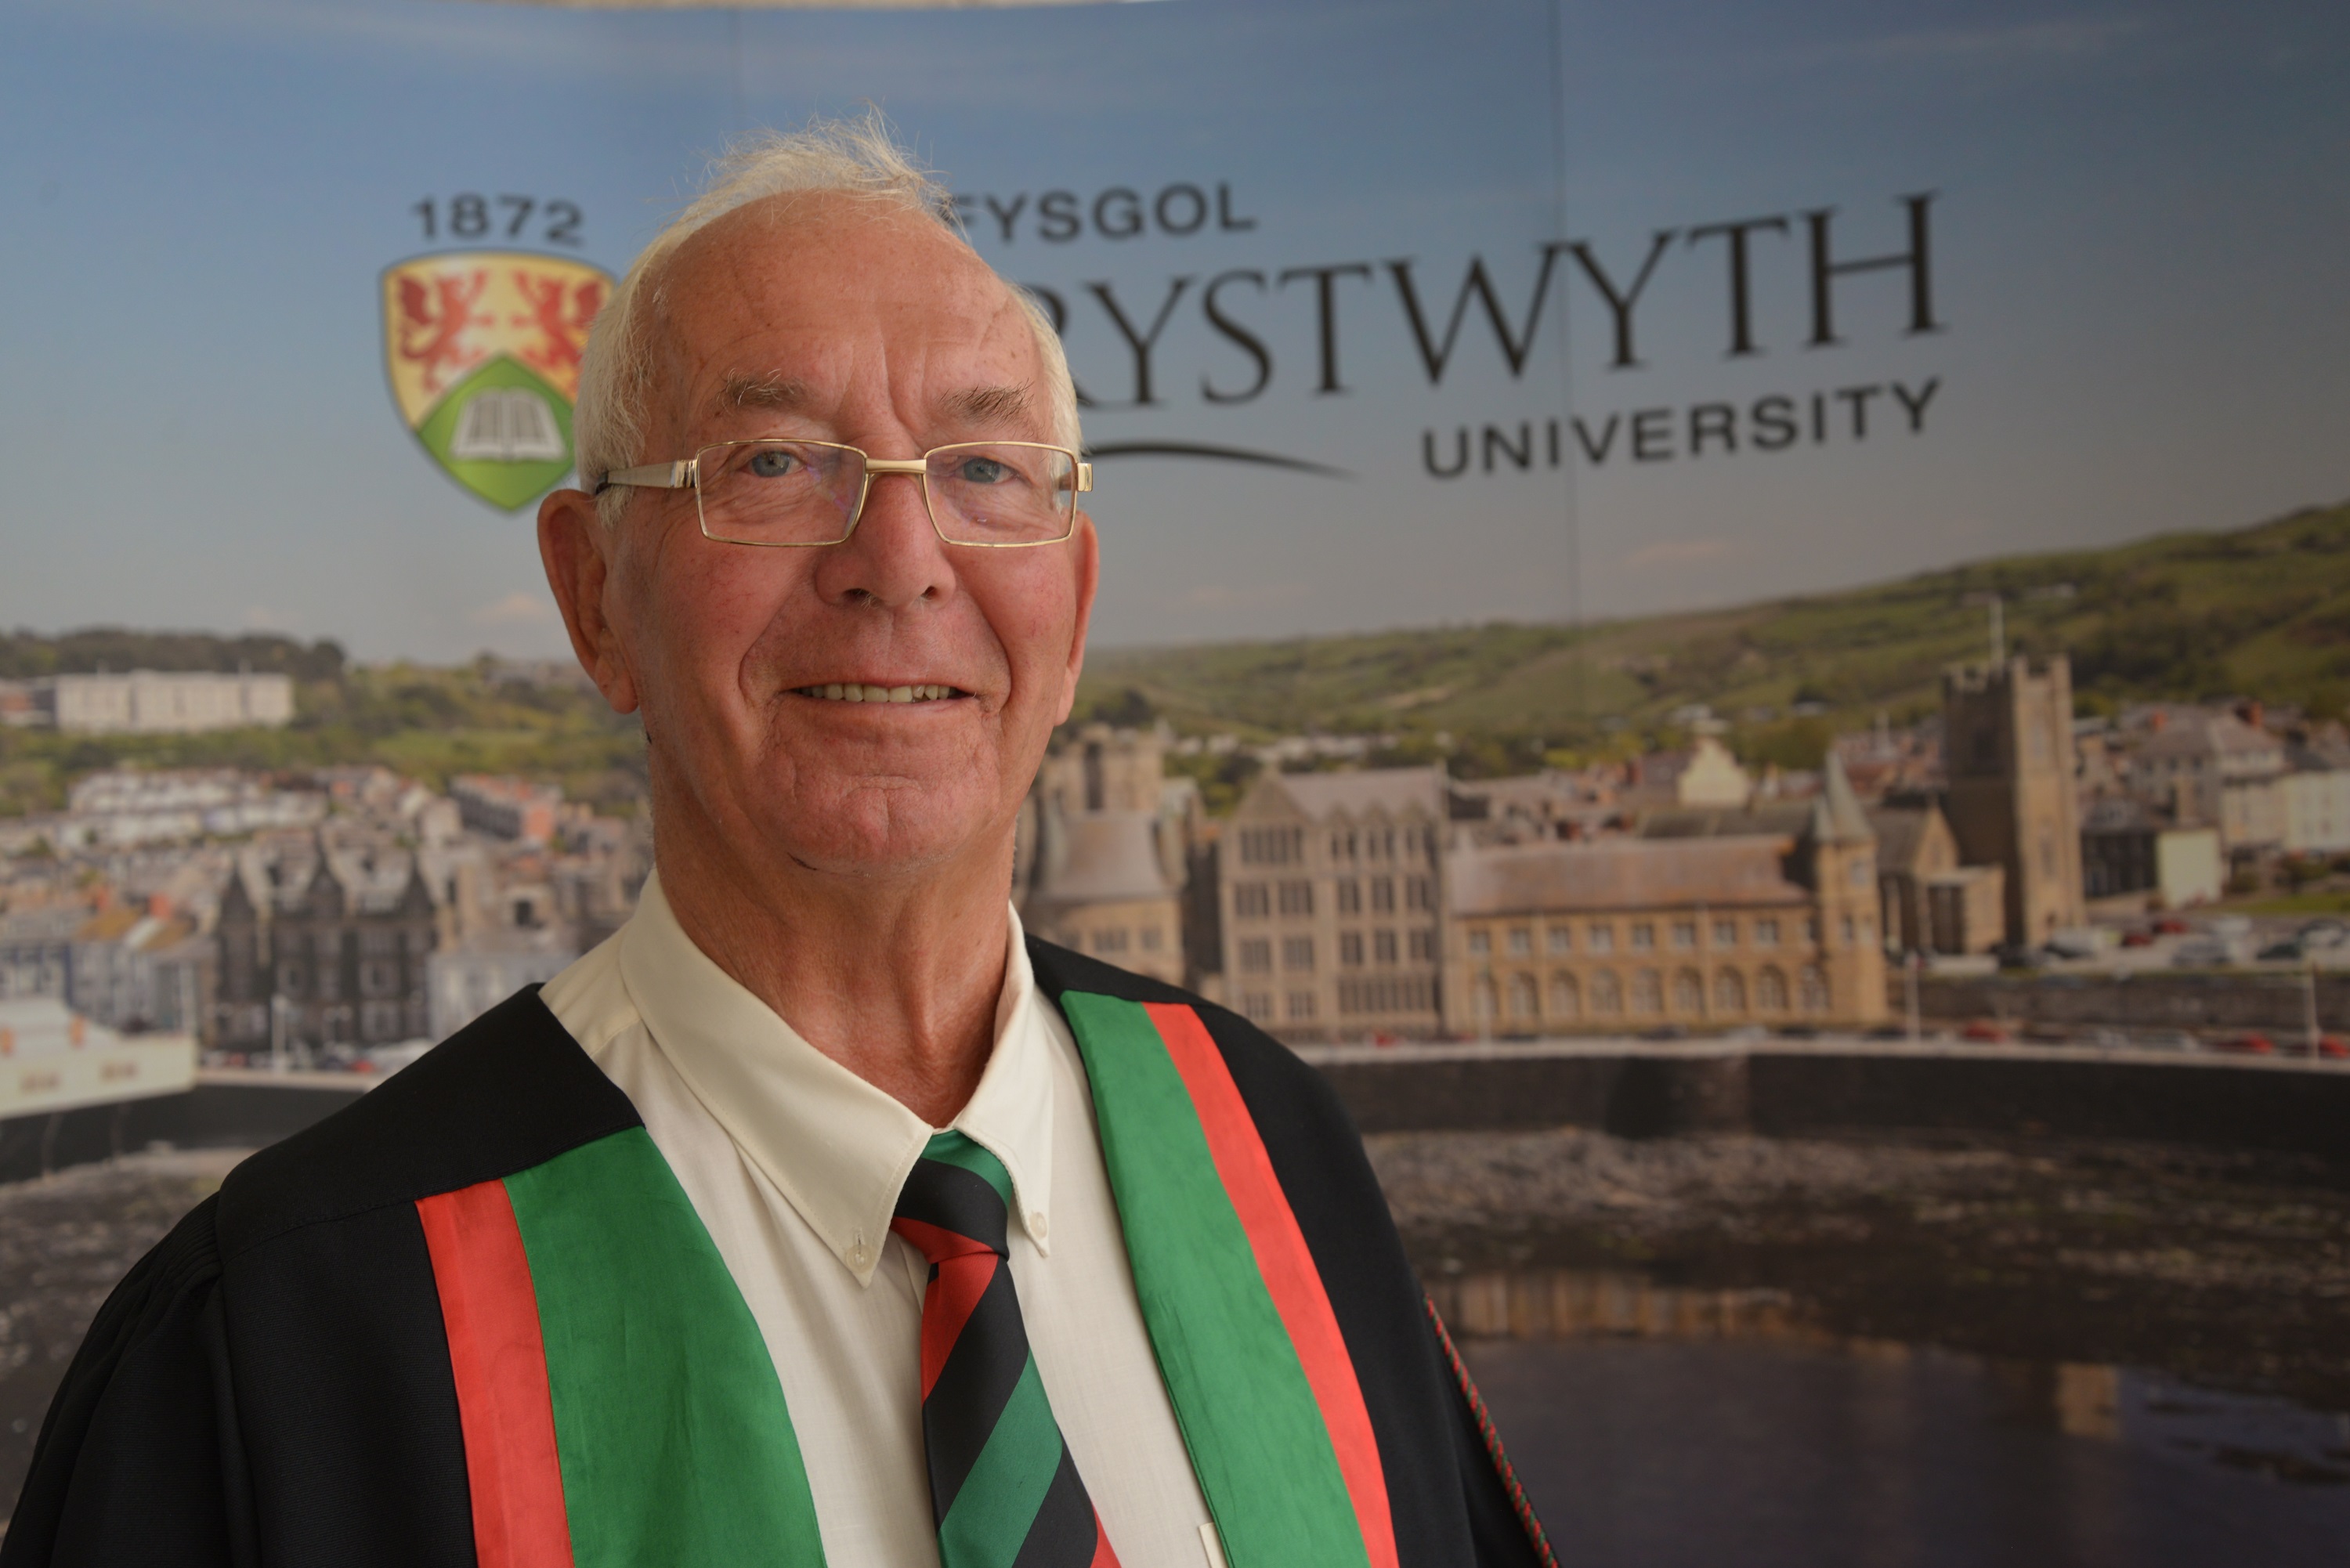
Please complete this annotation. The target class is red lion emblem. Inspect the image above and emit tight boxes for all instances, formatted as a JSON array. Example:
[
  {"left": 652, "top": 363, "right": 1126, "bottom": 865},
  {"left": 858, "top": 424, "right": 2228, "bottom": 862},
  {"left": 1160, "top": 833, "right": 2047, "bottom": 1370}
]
[
  {"left": 513, "top": 272, "right": 606, "bottom": 386},
  {"left": 396, "top": 271, "right": 492, "bottom": 393}
]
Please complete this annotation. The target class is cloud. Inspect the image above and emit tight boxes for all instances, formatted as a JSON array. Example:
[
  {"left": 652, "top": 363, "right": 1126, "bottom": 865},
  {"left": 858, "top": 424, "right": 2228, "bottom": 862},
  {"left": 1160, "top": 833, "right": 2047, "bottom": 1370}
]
[
  {"left": 471, "top": 591, "right": 555, "bottom": 627},
  {"left": 1625, "top": 539, "right": 1734, "bottom": 570}
]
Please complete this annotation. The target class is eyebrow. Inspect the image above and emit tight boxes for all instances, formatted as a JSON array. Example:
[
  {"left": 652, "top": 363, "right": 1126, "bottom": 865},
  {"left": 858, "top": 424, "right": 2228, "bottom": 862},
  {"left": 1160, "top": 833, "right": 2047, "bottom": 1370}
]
[
  {"left": 715, "top": 373, "right": 812, "bottom": 413},
  {"left": 941, "top": 384, "right": 1033, "bottom": 431}
]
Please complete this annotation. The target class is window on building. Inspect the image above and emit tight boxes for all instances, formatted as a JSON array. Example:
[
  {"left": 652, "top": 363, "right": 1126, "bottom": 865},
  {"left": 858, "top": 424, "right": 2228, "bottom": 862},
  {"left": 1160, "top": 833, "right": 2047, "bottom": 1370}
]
[
  {"left": 1712, "top": 918, "right": 1737, "bottom": 948},
  {"left": 1671, "top": 919, "right": 1697, "bottom": 950},
  {"left": 1286, "top": 991, "right": 1318, "bottom": 1021},
  {"left": 1800, "top": 965, "right": 1831, "bottom": 1013},
  {"left": 1714, "top": 967, "right": 1747, "bottom": 1013},
  {"left": 1840, "top": 914, "right": 1856, "bottom": 946},
  {"left": 1806, "top": 916, "right": 1821, "bottom": 945},
  {"left": 1508, "top": 972, "right": 1538, "bottom": 1022},
  {"left": 1340, "top": 931, "right": 1365, "bottom": 966},
  {"left": 1589, "top": 924, "right": 1615, "bottom": 953},
  {"left": 1243, "top": 992, "right": 1274, "bottom": 1022},
  {"left": 1473, "top": 977, "right": 1498, "bottom": 1028},
  {"left": 1406, "top": 876, "right": 1434, "bottom": 911},
  {"left": 1591, "top": 970, "right": 1623, "bottom": 1014},
  {"left": 1632, "top": 969, "right": 1663, "bottom": 1013},
  {"left": 1372, "top": 877, "right": 1396, "bottom": 912},
  {"left": 360, "top": 928, "right": 396, "bottom": 958},
  {"left": 1375, "top": 930, "right": 1399, "bottom": 965},
  {"left": 1408, "top": 928, "right": 1437, "bottom": 962},
  {"left": 1756, "top": 966, "right": 1788, "bottom": 1010},
  {"left": 1336, "top": 879, "right": 1362, "bottom": 915},
  {"left": 1631, "top": 922, "right": 1655, "bottom": 952},
  {"left": 1238, "top": 826, "right": 1303, "bottom": 865},
  {"left": 1849, "top": 858, "right": 1871, "bottom": 887},
  {"left": 277, "top": 961, "right": 305, "bottom": 996},
  {"left": 1755, "top": 918, "right": 1781, "bottom": 947},
  {"left": 1672, "top": 969, "right": 1704, "bottom": 1013},
  {"left": 1548, "top": 972, "right": 1581, "bottom": 1019},
  {"left": 1548, "top": 926, "right": 1572, "bottom": 955},
  {"left": 1278, "top": 880, "right": 1314, "bottom": 916},
  {"left": 1239, "top": 938, "right": 1272, "bottom": 974},
  {"left": 1235, "top": 883, "right": 1271, "bottom": 919},
  {"left": 1139, "top": 927, "right": 1163, "bottom": 951},
  {"left": 1282, "top": 937, "right": 1314, "bottom": 971},
  {"left": 1094, "top": 928, "right": 1129, "bottom": 954},
  {"left": 1508, "top": 927, "right": 1532, "bottom": 957},
  {"left": 1467, "top": 928, "right": 1491, "bottom": 956}
]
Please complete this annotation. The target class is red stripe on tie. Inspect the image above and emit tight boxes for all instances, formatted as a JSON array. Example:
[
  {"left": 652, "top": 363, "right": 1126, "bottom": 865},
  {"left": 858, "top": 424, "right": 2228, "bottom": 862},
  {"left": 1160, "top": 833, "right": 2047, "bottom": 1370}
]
[
  {"left": 416, "top": 1180, "right": 574, "bottom": 1568},
  {"left": 1144, "top": 1003, "right": 1400, "bottom": 1568},
  {"left": 890, "top": 1222, "right": 1000, "bottom": 1399},
  {"left": 891, "top": 1215, "right": 996, "bottom": 1263},
  {"left": 1090, "top": 1511, "right": 1121, "bottom": 1567}
]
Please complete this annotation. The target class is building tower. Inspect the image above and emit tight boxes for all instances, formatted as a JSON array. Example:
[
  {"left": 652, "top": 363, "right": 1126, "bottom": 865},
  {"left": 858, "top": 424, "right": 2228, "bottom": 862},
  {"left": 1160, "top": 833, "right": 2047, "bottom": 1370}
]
[{"left": 1941, "top": 654, "right": 2086, "bottom": 944}]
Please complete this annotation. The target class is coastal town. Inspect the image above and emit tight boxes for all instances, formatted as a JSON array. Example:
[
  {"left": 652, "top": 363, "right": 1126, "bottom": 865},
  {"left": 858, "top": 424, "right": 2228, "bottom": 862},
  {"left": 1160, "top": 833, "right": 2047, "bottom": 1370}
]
[{"left": 4, "top": 647, "right": 2346, "bottom": 1067}]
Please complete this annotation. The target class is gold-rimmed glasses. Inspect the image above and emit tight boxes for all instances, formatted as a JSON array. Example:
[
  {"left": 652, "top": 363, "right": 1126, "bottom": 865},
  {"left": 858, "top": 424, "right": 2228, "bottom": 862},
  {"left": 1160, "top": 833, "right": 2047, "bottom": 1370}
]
[{"left": 595, "top": 439, "right": 1092, "bottom": 548}]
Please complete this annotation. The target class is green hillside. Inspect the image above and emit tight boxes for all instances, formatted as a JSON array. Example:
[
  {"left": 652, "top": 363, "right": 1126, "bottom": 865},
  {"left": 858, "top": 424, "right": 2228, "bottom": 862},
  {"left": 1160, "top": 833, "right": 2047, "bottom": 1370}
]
[{"left": 1076, "top": 498, "right": 2350, "bottom": 772}]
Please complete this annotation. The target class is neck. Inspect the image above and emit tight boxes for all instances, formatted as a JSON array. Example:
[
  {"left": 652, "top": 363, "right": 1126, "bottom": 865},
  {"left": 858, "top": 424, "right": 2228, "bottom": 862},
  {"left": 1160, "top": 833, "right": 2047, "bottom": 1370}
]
[{"left": 652, "top": 800, "right": 1014, "bottom": 1129}]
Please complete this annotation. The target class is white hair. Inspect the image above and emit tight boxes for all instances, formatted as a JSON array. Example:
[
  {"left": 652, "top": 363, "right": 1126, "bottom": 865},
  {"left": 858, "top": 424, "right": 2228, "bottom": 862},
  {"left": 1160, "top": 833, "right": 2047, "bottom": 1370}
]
[{"left": 575, "top": 111, "right": 1082, "bottom": 526}]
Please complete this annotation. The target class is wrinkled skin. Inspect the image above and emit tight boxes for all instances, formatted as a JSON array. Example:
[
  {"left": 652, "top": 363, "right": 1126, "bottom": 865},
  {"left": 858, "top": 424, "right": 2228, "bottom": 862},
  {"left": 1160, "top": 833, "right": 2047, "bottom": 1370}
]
[{"left": 538, "top": 194, "right": 1097, "bottom": 1122}]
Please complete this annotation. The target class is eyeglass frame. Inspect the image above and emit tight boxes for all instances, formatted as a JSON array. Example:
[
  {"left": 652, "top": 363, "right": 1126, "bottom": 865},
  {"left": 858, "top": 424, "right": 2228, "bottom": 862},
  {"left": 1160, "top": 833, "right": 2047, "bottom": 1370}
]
[{"left": 593, "top": 438, "right": 1094, "bottom": 550}]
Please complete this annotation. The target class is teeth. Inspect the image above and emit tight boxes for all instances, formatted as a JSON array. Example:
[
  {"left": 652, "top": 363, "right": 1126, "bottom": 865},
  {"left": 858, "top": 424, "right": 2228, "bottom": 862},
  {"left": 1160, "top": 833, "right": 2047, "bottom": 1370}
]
[{"left": 801, "top": 682, "right": 960, "bottom": 703}]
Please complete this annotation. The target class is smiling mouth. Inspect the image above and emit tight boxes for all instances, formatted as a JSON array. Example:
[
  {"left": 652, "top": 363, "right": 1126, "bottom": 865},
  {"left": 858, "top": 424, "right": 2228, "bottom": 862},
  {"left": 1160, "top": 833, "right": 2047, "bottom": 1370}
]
[{"left": 794, "top": 683, "right": 969, "bottom": 704}]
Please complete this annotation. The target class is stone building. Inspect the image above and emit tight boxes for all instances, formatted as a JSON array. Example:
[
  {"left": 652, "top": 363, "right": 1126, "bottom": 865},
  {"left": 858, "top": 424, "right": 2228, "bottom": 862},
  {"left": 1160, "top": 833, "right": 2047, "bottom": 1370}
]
[
  {"left": 214, "top": 837, "right": 437, "bottom": 1053},
  {"left": 2127, "top": 706, "right": 2286, "bottom": 862},
  {"left": 1942, "top": 655, "right": 2086, "bottom": 945},
  {"left": 1447, "top": 755, "right": 1887, "bottom": 1037},
  {"left": 1219, "top": 767, "right": 1448, "bottom": 1042},
  {"left": 1015, "top": 724, "right": 1192, "bottom": 987},
  {"left": 1867, "top": 800, "right": 1962, "bottom": 954}
]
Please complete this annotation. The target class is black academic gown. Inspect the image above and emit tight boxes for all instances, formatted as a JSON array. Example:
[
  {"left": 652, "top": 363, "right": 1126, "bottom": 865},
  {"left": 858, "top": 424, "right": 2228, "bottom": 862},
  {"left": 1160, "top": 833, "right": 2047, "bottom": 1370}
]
[{"left": 2, "top": 941, "right": 1550, "bottom": 1568}]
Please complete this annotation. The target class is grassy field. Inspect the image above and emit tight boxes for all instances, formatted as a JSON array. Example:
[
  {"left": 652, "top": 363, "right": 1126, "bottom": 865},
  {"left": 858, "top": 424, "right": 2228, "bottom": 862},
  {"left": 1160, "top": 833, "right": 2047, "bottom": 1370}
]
[
  {"left": 5, "top": 496, "right": 2346, "bottom": 812},
  {"left": 1076, "top": 497, "right": 2350, "bottom": 769}
]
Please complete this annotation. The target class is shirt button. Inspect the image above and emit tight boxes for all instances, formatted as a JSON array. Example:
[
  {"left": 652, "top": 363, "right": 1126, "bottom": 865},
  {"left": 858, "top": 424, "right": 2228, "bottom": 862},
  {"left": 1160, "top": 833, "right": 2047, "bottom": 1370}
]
[
  {"left": 1029, "top": 1212, "right": 1049, "bottom": 1241},
  {"left": 848, "top": 1236, "right": 870, "bottom": 1266}
]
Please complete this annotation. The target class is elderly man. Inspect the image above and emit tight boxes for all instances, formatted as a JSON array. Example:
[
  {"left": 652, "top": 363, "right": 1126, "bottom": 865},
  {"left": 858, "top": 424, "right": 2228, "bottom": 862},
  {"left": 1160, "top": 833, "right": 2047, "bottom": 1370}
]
[{"left": 5, "top": 123, "right": 1548, "bottom": 1568}]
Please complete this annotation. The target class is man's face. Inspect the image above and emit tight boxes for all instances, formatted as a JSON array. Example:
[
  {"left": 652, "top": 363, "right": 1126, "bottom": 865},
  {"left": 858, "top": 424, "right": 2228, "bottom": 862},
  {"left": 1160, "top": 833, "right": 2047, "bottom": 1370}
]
[{"left": 551, "top": 196, "right": 1097, "bottom": 885}]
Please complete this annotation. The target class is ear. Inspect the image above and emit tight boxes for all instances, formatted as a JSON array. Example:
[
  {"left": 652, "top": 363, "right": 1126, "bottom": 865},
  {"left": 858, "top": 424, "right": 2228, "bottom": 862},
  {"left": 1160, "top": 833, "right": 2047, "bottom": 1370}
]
[
  {"left": 1053, "top": 511, "right": 1101, "bottom": 727},
  {"left": 538, "top": 488, "right": 642, "bottom": 715}
]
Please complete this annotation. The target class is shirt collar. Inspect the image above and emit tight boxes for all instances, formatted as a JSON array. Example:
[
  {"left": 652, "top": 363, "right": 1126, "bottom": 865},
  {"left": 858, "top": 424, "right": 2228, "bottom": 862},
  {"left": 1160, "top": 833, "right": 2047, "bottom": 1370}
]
[{"left": 616, "top": 869, "right": 1056, "bottom": 1285}]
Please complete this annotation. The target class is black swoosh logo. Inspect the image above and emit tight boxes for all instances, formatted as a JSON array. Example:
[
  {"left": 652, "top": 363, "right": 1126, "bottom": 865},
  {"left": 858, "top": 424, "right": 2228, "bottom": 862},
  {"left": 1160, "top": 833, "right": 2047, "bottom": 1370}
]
[{"left": 1083, "top": 442, "right": 1351, "bottom": 479}]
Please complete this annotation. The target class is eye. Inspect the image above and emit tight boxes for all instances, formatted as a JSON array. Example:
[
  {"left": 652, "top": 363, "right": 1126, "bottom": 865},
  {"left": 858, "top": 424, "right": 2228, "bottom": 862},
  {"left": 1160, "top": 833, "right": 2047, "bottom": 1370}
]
[
  {"left": 747, "top": 448, "right": 802, "bottom": 479},
  {"left": 955, "top": 455, "right": 1011, "bottom": 485}
]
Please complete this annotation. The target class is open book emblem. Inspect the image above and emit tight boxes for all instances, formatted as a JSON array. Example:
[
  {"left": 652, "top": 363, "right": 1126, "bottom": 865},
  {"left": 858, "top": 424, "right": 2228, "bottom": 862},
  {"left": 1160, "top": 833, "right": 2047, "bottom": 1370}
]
[{"left": 380, "top": 251, "right": 613, "bottom": 511}]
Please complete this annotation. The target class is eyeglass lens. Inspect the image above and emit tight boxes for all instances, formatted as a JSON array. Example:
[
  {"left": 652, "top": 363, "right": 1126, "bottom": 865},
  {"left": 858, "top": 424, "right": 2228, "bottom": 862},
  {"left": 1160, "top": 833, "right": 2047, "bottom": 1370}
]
[{"left": 695, "top": 440, "right": 1076, "bottom": 546}]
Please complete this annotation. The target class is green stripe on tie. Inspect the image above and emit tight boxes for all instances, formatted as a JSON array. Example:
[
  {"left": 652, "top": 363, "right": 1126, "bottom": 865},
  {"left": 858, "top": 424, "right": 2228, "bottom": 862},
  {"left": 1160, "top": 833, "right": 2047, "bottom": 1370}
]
[
  {"left": 935, "top": 1355, "right": 1065, "bottom": 1568},
  {"left": 921, "top": 1129, "right": 1017, "bottom": 1209},
  {"left": 504, "top": 1128, "right": 828, "bottom": 1567}
]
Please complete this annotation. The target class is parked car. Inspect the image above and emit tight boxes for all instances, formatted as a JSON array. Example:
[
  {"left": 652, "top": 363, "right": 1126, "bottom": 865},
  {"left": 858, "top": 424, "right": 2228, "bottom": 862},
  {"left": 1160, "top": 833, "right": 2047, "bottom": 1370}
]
[
  {"left": 2077, "top": 1026, "right": 2132, "bottom": 1048},
  {"left": 2300, "top": 919, "right": 2348, "bottom": 949},
  {"left": 2258, "top": 938, "right": 2307, "bottom": 962},
  {"left": 2044, "top": 930, "right": 2102, "bottom": 960},
  {"left": 2319, "top": 1035, "right": 2349, "bottom": 1060},
  {"left": 2171, "top": 937, "right": 2236, "bottom": 968},
  {"left": 2153, "top": 917, "right": 2193, "bottom": 935},
  {"left": 2214, "top": 1033, "right": 2275, "bottom": 1055},
  {"left": 1961, "top": 1019, "right": 2010, "bottom": 1042},
  {"left": 2120, "top": 929, "right": 2156, "bottom": 948},
  {"left": 2130, "top": 1029, "right": 2201, "bottom": 1052},
  {"left": 1993, "top": 942, "right": 2041, "bottom": 970}
]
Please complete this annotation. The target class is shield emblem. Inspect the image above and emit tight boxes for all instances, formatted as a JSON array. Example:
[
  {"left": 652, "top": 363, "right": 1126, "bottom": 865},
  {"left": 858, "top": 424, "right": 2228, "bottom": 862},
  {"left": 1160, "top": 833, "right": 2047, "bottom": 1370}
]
[{"left": 381, "top": 251, "right": 613, "bottom": 511}]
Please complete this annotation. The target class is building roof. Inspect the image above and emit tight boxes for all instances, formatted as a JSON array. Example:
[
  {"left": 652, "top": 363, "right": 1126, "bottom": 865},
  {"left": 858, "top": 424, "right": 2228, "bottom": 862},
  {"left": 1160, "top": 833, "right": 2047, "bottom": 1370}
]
[
  {"left": 1811, "top": 752, "right": 1874, "bottom": 846},
  {"left": 1029, "top": 811, "right": 1173, "bottom": 906},
  {"left": 1448, "top": 836, "right": 1810, "bottom": 917},
  {"left": 2135, "top": 712, "right": 2283, "bottom": 762},
  {"left": 1865, "top": 807, "right": 1933, "bottom": 871},
  {"left": 1639, "top": 801, "right": 1815, "bottom": 840},
  {"left": 1260, "top": 766, "right": 1448, "bottom": 822}
]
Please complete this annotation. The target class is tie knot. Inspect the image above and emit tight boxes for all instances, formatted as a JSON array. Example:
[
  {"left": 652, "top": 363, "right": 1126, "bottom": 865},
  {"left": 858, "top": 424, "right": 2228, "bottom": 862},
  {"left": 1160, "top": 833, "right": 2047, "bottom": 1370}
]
[{"left": 891, "top": 1130, "right": 1013, "bottom": 1263}]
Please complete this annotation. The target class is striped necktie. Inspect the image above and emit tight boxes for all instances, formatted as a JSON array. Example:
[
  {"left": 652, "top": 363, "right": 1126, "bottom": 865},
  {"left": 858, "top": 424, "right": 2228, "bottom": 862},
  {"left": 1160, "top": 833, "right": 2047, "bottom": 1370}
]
[{"left": 892, "top": 1130, "right": 1120, "bottom": 1568}]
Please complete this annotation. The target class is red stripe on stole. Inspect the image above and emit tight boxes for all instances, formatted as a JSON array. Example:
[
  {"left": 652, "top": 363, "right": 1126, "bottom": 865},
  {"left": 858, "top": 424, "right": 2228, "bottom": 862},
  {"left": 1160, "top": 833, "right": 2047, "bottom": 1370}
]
[
  {"left": 1142, "top": 1002, "right": 1400, "bottom": 1568},
  {"left": 416, "top": 1180, "right": 576, "bottom": 1568}
]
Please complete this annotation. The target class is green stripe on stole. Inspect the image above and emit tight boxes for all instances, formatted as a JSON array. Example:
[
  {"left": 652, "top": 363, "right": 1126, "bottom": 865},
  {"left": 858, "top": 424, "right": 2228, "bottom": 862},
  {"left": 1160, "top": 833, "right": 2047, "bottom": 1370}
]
[
  {"left": 502, "top": 1128, "right": 827, "bottom": 1566},
  {"left": 1058, "top": 992, "right": 1372, "bottom": 1568}
]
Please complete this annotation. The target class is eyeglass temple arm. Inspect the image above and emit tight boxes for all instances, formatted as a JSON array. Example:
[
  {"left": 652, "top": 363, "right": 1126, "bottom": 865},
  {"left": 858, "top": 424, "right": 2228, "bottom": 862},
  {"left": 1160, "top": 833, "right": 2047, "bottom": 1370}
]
[{"left": 593, "top": 460, "right": 696, "bottom": 496}]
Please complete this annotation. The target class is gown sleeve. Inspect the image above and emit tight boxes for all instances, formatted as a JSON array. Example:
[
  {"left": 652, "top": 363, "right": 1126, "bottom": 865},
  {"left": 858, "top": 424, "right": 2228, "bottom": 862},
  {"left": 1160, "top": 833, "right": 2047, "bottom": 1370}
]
[{"left": 1, "top": 1195, "right": 251, "bottom": 1568}]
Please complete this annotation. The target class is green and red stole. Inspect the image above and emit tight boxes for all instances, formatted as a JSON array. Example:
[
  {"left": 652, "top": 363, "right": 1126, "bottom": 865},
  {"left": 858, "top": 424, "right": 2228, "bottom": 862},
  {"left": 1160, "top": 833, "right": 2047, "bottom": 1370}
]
[{"left": 414, "top": 995, "right": 1397, "bottom": 1568}]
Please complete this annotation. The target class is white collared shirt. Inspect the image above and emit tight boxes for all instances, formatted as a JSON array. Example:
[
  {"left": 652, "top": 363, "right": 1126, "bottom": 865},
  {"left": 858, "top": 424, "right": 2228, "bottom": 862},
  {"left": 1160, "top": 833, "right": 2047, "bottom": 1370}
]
[{"left": 539, "top": 873, "right": 1213, "bottom": 1568}]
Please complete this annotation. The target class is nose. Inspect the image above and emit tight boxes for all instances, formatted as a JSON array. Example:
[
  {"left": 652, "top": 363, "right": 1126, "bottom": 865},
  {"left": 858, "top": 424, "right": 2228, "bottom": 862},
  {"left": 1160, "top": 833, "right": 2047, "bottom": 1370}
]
[{"left": 811, "top": 459, "right": 956, "bottom": 609}]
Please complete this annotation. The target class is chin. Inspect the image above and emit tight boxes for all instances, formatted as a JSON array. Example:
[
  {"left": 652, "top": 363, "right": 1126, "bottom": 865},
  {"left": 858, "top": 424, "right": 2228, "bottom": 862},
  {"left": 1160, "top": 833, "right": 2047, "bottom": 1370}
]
[{"left": 761, "top": 774, "right": 1003, "bottom": 879}]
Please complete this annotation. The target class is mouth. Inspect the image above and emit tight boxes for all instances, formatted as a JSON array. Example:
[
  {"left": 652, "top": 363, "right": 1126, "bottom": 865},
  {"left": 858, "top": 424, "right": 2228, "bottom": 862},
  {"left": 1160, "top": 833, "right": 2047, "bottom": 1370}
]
[{"left": 793, "top": 682, "right": 971, "bottom": 705}]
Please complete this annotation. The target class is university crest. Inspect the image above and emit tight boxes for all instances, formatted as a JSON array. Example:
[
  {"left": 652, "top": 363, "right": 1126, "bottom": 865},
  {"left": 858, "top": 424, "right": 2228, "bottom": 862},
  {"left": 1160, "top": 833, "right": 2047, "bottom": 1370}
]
[{"left": 381, "top": 252, "right": 612, "bottom": 511}]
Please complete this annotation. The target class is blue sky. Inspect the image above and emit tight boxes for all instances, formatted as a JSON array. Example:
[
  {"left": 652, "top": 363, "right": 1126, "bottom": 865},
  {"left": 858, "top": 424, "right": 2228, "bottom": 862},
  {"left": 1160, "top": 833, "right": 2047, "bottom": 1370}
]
[{"left": 1, "top": 0, "right": 2345, "bottom": 661}]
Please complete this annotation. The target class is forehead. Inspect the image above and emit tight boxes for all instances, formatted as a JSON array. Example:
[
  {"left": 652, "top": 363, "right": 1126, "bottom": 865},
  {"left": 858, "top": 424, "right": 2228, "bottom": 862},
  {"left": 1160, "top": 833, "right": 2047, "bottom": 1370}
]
[{"left": 654, "top": 195, "right": 1039, "bottom": 430}]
